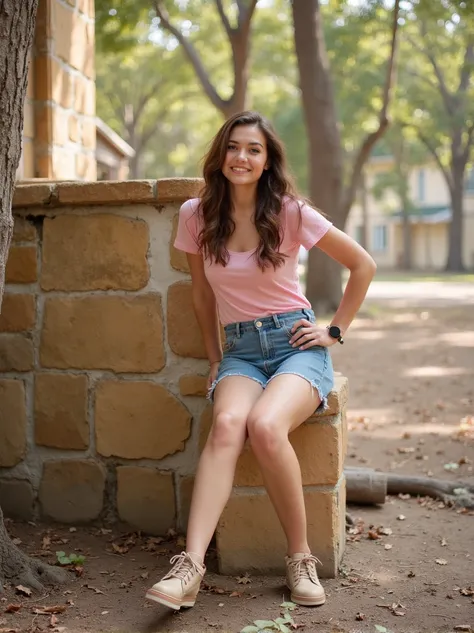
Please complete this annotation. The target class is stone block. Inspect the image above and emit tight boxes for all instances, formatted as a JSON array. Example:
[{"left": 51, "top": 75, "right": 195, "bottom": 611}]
[
  {"left": 12, "top": 218, "right": 37, "bottom": 242},
  {"left": 170, "top": 214, "right": 190, "bottom": 273},
  {"left": 235, "top": 413, "right": 344, "bottom": 487},
  {"left": 13, "top": 185, "right": 53, "bottom": 209},
  {"left": 178, "top": 476, "right": 194, "bottom": 532},
  {"left": 75, "top": 152, "right": 97, "bottom": 181},
  {"left": 50, "top": 57, "right": 74, "bottom": 109},
  {"left": 82, "top": 119, "right": 95, "bottom": 149},
  {"left": 179, "top": 374, "right": 208, "bottom": 397},
  {"left": 0, "top": 294, "right": 36, "bottom": 332},
  {"left": 156, "top": 178, "right": 202, "bottom": 203},
  {"left": 96, "top": 380, "right": 191, "bottom": 459},
  {"left": 53, "top": 2, "right": 94, "bottom": 77},
  {"left": 57, "top": 180, "right": 154, "bottom": 206},
  {"left": 39, "top": 460, "right": 106, "bottom": 522},
  {"left": 0, "top": 334, "right": 34, "bottom": 372},
  {"left": 116, "top": 467, "right": 175, "bottom": 535},
  {"left": 40, "top": 295, "right": 164, "bottom": 372},
  {"left": 167, "top": 282, "right": 206, "bottom": 358},
  {"left": 21, "top": 141, "right": 35, "bottom": 179},
  {"left": 68, "top": 114, "right": 80, "bottom": 142},
  {"left": 0, "top": 380, "right": 27, "bottom": 467},
  {"left": 5, "top": 246, "right": 37, "bottom": 283},
  {"left": 74, "top": 76, "right": 95, "bottom": 115},
  {"left": 0, "top": 479, "right": 35, "bottom": 520},
  {"left": 35, "top": 373, "right": 88, "bottom": 449},
  {"left": 41, "top": 215, "right": 149, "bottom": 291},
  {"left": 217, "top": 477, "right": 346, "bottom": 577},
  {"left": 311, "top": 375, "right": 348, "bottom": 419}
]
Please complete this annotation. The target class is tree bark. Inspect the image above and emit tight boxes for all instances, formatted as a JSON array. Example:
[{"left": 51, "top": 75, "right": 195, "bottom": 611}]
[
  {"left": 292, "top": 0, "right": 400, "bottom": 314},
  {"left": 0, "top": 0, "right": 67, "bottom": 593},
  {"left": 446, "top": 173, "right": 465, "bottom": 271}
]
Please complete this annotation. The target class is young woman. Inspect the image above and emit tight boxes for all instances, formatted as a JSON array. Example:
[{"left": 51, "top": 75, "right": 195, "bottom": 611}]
[{"left": 146, "top": 111, "right": 376, "bottom": 610}]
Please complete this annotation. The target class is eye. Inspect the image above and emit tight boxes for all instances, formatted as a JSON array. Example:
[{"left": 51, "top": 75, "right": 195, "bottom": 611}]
[
  {"left": 227, "top": 144, "right": 237, "bottom": 151},
  {"left": 250, "top": 148, "right": 260, "bottom": 154}
]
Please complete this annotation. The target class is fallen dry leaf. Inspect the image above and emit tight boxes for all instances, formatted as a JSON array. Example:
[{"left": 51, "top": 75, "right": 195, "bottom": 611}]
[
  {"left": 237, "top": 574, "right": 251, "bottom": 584},
  {"left": 397, "top": 515, "right": 406, "bottom": 521},
  {"left": 441, "top": 537, "right": 448, "bottom": 546},
  {"left": 4, "top": 605, "right": 21, "bottom": 614},
  {"left": 0, "top": 628, "right": 21, "bottom": 633},
  {"left": 397, "top": 446, "right": 415, "bottom": 454},
  {"left": 42, "top": 536, "right": 51, "bottom": 549},
  {"left": 377, "top": 527, "right": 393, "bottom": 536},
  {"left": 83, "top": 584, "right": 104, "bottom": 594},
  {"left": 435, "top": 559, "right": 448, "bottom": 565},
  {"left": 32, "top": 606, "right": 66, "bottom": 615},
  {"left": 453, "top": 626, "right": 471, "bottom": 632},
  {"left": 12, "top": 538, "right": 22, "bottom": 546},
  {"left": 15, "top": 586, "right": 31, "bottom": 597},
  {"left": 384, "top": 544, "right": 393, "bottom": 550},
  {"left": 49, "top": 614, "right": 58, "bottom": 628},
  {"left": 460, "top": 586, "right": 474, "bottom": 597},
  {"left": 355, "top": 612, "right": 365, "bottom": 621},
  {"left": 229, "top": 591, "right": 242, "bottom": 598},
  {"left": 367, "top": 530, "right": 381, "bottom": 540}
]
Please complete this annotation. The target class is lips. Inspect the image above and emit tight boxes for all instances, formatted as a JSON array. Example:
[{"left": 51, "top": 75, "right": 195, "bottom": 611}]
[{"left": 231, "top": 167, "right": 250, "bottom": 173}]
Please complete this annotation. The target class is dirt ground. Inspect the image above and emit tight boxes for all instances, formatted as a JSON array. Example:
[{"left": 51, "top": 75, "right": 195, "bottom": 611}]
[{"left": 2, "top": 298, "right": 473, "bottom": 633}]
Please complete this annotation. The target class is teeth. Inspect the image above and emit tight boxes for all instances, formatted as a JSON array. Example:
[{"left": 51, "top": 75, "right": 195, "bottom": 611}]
[{"left": 232, "top": 168, "right": 249, "bottom": 173}]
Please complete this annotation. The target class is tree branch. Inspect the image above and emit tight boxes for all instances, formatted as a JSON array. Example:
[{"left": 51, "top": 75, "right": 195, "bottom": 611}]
[
  {"left": 341, "top": 0, "right": 401, "bottom": 216},
  {"left": 458, "top": 40, "right": 474, "bottom": 94},
  {"left": 462, "top": 122, "right": 474, "bottom": 165},
  {"left": 215, "top": 0, "right": 233, "bottom": 38},
  {"left": 239, "top": 0, "right": 258, "bottom": 28},
  {"left": 408, "top": 24, "right": 455, "bottom": 118},
  {"left": 154, "top": 1, "right": 226, "bottom": 113},
  {"left": 417, "top": 129, "right": 454, "bottom": 192}
]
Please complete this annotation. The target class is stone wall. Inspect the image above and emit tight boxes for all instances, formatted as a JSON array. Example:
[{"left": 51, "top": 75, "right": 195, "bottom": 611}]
[
  {"left": 0, "top": 179, "right": 347, "bottom": 576},
  {"left": 20, "top": 0, "right": 96, "bottom": 180}
]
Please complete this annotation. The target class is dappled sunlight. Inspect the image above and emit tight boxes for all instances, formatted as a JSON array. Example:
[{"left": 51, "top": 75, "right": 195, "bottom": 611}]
[
  {"left": 348, "top": 330, "right": 385, "bottom": 341},
  {"left": 404, "top": 365, "right": 470, "bottom": 378},
  {"left": 439, "top": 331, "right": 474, "bottom": 347}
]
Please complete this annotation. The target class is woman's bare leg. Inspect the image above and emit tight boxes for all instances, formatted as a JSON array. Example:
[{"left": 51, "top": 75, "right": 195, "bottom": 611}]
[
  {"left": 246, "top": 374, "right": 320, "bottom": 555},
  {"left": 185, "top": 376, "right": 263, "bottom": 559}
]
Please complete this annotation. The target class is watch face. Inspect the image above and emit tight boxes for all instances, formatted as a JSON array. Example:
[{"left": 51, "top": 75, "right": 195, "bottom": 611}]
[{"left": 329, "top": 325, "right": 341, "bottom": 339}]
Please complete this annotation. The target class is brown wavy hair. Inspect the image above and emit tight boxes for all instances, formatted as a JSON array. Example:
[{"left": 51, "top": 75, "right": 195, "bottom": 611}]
[{"left": 197, "top": 111, "right": 300, "bottom": 270}]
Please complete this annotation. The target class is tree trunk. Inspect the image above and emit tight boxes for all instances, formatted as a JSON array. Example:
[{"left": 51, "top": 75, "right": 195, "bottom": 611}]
[
  {"left": 291, "top": 0, "right": 344, "bottom": 314},
  {"left": 0, "top": 0, "right": 67, "bottom": 593},
  {"left": 0, "top": 1, "right": 40, "bottom": 304},
  {"left": 360, "top": 169, "right": 369, "bottom": 252},
  {"left": 445, "top": 171, "right": 465, "bottom": 271}
]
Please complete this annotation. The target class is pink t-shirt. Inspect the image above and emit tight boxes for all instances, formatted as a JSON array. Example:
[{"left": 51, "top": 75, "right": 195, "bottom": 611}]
[{"left": 174, "top": 197, "right": 332, "bottom": 325}]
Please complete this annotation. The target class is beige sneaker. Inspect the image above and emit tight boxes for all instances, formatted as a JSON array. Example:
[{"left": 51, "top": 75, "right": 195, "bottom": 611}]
[
  {"left": 285, "top": 553, "right": 326, "bottom": 606},
  {"left": 146, "top": 552, "right": 206, "bottom": 610}
]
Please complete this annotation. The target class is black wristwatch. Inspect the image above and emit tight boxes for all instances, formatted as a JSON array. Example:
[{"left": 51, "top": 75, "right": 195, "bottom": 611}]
[{"left": 327, "top": 325, "right": 344, "bottom": 344}]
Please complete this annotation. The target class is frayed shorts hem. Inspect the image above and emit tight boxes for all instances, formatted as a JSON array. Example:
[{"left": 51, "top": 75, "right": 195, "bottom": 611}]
[{"left": 207, "top": 371, "right": 329, "bottom": 412}]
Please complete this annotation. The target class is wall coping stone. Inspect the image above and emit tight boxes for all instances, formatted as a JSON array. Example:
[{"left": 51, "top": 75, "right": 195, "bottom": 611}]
[{"left": 12, "top": 178, "right": 203, "bottom": 210}]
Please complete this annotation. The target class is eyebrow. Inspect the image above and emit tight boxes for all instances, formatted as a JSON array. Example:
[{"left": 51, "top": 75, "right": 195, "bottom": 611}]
[{"left": 229, "top": 139, "right": 264, "bottom": 148}]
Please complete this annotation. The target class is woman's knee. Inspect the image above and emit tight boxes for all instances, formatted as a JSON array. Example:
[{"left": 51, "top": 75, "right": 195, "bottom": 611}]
[
  {"left": 207, "top": 410, "right": 247, "bottom": 451},
  {"left": 247, "top": 411, "right": 286, "bottom": 456}
]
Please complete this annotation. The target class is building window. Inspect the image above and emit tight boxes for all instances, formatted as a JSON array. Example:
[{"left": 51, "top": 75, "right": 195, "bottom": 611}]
[
  {"left": 355, "top": 225, "right": 364, "bottom": 244},
  {"left": 372, "top": 225, "right": 388, "bottom": 252},
  {"left": 418, "top": 169, "right": 425, "bottom": 202},
  {"left": 466, "top": 168, "right": 474, "bottom": 193}
]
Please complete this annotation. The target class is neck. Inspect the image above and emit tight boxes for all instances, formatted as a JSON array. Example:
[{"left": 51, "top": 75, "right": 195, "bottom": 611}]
[{"left": 230, "top": 184, "right": 257, "bottom": 217}]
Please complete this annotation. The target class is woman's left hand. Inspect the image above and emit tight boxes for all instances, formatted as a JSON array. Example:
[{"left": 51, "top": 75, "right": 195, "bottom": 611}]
[{"left": 289, "top": 319, "right": 336, "bottom": 349}]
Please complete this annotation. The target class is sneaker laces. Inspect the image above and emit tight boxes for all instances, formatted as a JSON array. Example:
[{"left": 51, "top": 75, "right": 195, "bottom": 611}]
[
  {"left": 162, "top": 552, "right": 204, "bottom": 584},
  {"left": 288, "top": 554, "right": 322, "bottom": 585}
]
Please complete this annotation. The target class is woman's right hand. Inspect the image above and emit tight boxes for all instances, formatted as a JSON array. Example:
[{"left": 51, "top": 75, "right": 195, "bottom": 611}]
[{"left": 207, "top": 361, "right": 220, "bottom": 391}]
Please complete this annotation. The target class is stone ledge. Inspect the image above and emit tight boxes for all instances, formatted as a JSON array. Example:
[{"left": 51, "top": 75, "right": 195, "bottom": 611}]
[{"left": 12, "top": 178, "right": 203, "bottom": 209}]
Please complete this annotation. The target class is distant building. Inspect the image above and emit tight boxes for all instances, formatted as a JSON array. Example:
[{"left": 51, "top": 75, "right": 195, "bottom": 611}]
[
  {"left": 17, "top": 0, "right": 133, "bottom": 181},
  {"left": 346, "top": 155, "right": 474, "bottom": 270}
]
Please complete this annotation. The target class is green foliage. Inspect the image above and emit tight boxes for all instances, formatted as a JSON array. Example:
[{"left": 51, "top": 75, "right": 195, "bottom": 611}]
[
  {"left": 56, "top": 551, "right": 86, "bottom": 566},
  {"left": 240, "top": 611, "right": 295, "bottom": 633}
]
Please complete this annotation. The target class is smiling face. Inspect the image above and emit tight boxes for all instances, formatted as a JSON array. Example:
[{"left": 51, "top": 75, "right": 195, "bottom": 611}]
[{"left": 221, "top": 124, "right": 268, "bottom": 189}]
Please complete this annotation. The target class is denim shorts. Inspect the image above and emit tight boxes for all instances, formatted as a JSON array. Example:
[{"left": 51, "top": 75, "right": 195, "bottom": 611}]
[{"left": 207, "top": 309, "right": 334, "bottom": 412}]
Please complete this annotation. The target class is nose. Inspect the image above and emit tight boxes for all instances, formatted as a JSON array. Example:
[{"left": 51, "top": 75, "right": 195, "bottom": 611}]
[{"left": 236, "top": 148, "right": 248, "bottom": 161}]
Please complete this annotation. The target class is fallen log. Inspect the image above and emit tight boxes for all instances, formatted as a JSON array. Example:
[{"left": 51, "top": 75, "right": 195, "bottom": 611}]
[{"left": 344, "top": 468, "right": 474, "bottom": 509}]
